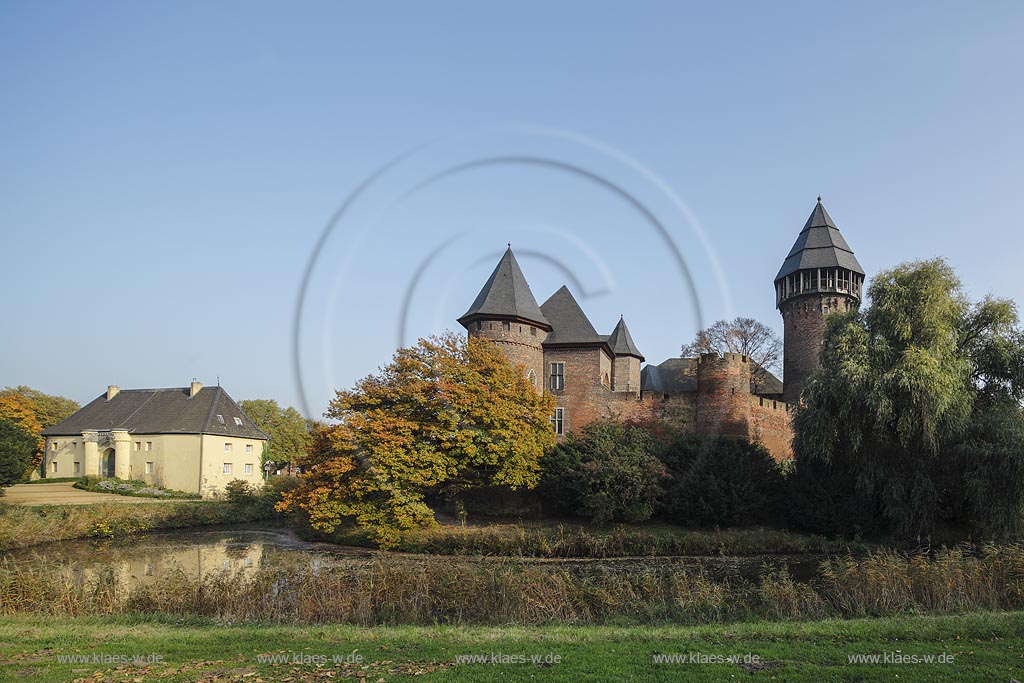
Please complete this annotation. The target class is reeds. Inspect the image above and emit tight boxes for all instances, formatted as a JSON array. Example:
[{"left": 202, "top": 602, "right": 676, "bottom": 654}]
[{"left": 2, "top": 544, "right": 1021, "bottom": 625}]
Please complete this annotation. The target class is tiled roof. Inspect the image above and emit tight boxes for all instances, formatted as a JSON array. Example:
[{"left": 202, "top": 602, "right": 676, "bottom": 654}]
[
  {"left": 607, "top": 316, "right": 644, "bottom": 360},
  {"left": 775, "top": 199, "right": 864, "bottom": 281},
  {"left": 40, "top": 386, "right": 269, "bottom": 439},
  {"left": 539, "top": 286, "right": 605, "bottom": 346},
  {"left": 458, "top": 247, "right": 549, "bottom": 328}
]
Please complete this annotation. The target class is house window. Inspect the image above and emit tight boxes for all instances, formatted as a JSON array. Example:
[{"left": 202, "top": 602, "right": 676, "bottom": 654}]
[
  {"left": 134, "top": 441, "right": 140, "bottom": 451},
  {"left": 549, "top": 362, "right": 565, "bottom": 390},
  {"left": 51, "top": 461, "right": 58, "bottom": 473},
  {"left": 223, "top": 463, "right": 232, "bottom": 475},
  {"left": 224, "top": 443, "right": 232, "bottom": 452},
  {"left": 145, "top": 442, "right": 152, "bottom": 452},
  {"left": 244, "top": 463, "right": 253, "bottom": 475},
  {"left": 550, "top": 408, "right": 564, "bottom": 435},
  {"left": 146, "top": 462, "right": 154, "bottom": 474},
  {"left": 73, "top": 462, "right": 81, "bottom": 475},
  {"left": 51, "top": 442, "right": 57, "bottom": 451},
  {"left": 502, "top": 321, "right": 510, "bottom": 332},
  {"left": 245, "top": 444, "right": 253, "bottom": 454}
]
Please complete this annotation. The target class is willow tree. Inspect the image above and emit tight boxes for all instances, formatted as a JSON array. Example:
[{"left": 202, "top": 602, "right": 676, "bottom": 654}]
[
  {"left": 792, "top": 259, "right": 1024, "bottom": 540},
  {"left": 278, "top": 332, "right": 556, "bottom": 547}
]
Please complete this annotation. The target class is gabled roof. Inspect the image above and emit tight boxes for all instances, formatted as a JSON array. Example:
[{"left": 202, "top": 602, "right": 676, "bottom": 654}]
[
  {"left": 607, "top": 316, "right": 644, "bottom": 361},
  {"left": 540, "top": 286, "right": 605, "bottom": 346},
  {"left": 775, "top": 198, "right": 864, "bottom": 282},
  {"left": 639, "top": 357, "right": 784, "bottom": 397},
  {"left": 40, "top": 386, "right": 269, "bottom": 439},
  {"left": 458, "top": 247, "right": 549, "bottom": 328}
]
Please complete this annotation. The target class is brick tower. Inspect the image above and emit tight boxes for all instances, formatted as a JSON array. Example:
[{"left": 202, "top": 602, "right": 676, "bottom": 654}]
[
  {"left": 457, "top": 246, "right": 551, "bottom": 393},
  {"left": 775, "top": 198, "right": 865, "bottom": 403},
  {"left": 695, "top": 352, "right": 751, "bottom": 437}
]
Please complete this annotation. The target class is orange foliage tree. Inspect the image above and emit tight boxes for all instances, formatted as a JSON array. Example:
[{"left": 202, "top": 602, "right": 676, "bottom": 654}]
[
  {"left": 278, "top": 332, "right": 556, "bottom": 547},
  {"left": 0, "top": 394, "right": 44, "bottom": 473}
]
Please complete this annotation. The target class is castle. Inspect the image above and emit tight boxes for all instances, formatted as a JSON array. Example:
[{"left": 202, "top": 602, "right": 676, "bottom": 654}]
[{"left": 458, "top": 199, "right": 864, "bottom": 462}]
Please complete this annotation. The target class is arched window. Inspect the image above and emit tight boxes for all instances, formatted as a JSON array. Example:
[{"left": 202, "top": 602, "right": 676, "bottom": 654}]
[{"left": 527, "top": 369, "right": 536, "bottom": 387}]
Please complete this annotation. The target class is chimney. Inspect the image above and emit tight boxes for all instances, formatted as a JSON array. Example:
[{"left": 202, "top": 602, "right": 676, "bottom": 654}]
[
  {"left": 190, "top": 380, "right": 202, "bottom": 397},
  {"left": 106, "top": 385, "right": 120, "bottom": 401}
]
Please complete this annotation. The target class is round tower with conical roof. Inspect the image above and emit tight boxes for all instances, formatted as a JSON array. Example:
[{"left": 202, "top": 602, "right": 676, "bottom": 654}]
[
  {"left": 457, "top": 246, "right": 551, "bottom": 393},
  {"left": 775, "top": 199, "right": 865, "bottom": 404}
]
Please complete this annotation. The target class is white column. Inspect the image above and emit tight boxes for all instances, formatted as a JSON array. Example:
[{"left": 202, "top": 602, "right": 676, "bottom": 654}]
[
  {"left": 112, "top": 429, "right": 131, "bottom": 479},
  {"left": 82, "top": 431, "right": 99, "bottom": 476}
]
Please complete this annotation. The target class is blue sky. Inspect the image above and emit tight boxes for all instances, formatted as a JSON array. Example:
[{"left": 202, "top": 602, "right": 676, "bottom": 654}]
[{"left": 3, "top": 1, "right": 1022, "bottom": 417}]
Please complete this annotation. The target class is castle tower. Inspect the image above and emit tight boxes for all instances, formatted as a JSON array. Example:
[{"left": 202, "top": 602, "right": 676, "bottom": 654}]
[
  {"left": 458, "top": 246, "right": 551, "bottom": 393},
  {"left": 608, "top": 315, "right": 644, "bottom": 394},
  {"left": 695, "top": 352, "right": 751, "bottom": 437},
  {"left": 775, "top": 198, "right": 864, "bottom": 403}
]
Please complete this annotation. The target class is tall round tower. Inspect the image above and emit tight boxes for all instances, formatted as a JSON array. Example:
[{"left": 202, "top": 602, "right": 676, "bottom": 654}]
[
  {"left": 695, "top": 352, "right": 751, "bottom": 438},
  {"left": 457, "top": 246, "right": 551, "bottom": 393},
  {"left": 775, "top": 198, "right": 865, "bottom": 404}
]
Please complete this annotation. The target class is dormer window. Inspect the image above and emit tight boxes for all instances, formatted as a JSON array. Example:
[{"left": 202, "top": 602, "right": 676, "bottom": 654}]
[
  {"left": 216, "top": 414, "right": 224, "bottom": 424},
  {"left": 233, "top": 417, "right": 243, "bottom": 426}
]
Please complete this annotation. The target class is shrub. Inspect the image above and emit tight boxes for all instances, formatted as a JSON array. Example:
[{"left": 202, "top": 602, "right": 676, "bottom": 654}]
[
  {"left": 224, "top": 479, "right": 257, "bottom": 504},
  {"left": 0, "top": 419, "right": 36, "bottom": 487},
  {"left": 658, "top": 435, "right": 785, "bottom": 527},
  {"left": 539, "top": 422, "right": 667, "bottom": 524}
]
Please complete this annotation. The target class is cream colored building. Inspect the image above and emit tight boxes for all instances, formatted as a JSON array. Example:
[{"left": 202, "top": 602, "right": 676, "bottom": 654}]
[{"left": 40, "top": 382, "right": 268, "bottom": 498}]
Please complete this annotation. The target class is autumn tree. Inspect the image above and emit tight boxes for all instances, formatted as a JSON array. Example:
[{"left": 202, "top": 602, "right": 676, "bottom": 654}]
[
  {"left": 681, "top": 317, "right": 782, "bottom": 382},
  {"left": 278, "top": 332, "right": 556, "bottom": 547},
  {"left": 792, "top": 259, "right": 1024, "bottom": 540},
  {"left": 0, "top": 394, "right": 44, "bottom": 474},
  {"left": 239, "top": 399, "right": 311, "bottom": 477},
  {"left": 0, "top": 386, "right": 79, "bottom": 429}
]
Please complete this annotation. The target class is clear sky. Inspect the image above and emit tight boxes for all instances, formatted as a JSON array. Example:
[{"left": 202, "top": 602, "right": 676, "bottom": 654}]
[{"left": 3, "top": 1, "right": 1023, "bottom": 417}]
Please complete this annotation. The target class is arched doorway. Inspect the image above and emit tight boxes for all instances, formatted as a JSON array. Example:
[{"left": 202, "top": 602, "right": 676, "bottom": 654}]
[{"left": 102, "top": 449, "right": 115, "bottom": 478}]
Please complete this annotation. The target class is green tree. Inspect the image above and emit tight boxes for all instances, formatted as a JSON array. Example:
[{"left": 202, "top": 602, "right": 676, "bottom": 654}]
[
  {"left": 0, "top": 419, "right": 37, "bottom": 487},
  {"left": 792, "top": 259, "right": 1024, "bottom": 539},
  {"left": 278, "top": 332, "right": 556, "bottom": 547},
  {"left": 660, "top": 435, "right": 785, "bottom": 527},
  {"left": 239, "top": 399, "right": 310, "bottom": 477},
  {"left": 539, "top": 422, "right": 667, "bottom": 524}
]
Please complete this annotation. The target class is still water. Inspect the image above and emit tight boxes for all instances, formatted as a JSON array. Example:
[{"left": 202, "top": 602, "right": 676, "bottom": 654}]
[{"left": 1, "top": 525, "right": 823, "bottom": 585}]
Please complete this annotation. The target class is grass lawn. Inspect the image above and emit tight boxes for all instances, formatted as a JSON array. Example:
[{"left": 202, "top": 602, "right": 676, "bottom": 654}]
[{"left": 1, "top": 611, "right": 1022, "bottom": 682}]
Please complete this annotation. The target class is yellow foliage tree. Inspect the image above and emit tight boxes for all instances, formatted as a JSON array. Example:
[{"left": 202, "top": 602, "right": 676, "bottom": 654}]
[
  {"left": 278, "top": 332, "right": 556, "bottom": 547},
  {"left": 0, "top": 394, "right": 44, "bottom": 473}
]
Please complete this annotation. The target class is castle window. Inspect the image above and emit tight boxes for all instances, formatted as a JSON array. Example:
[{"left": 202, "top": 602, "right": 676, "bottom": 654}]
[
  {"left": 502, "top": 321, "right": 510, "bottom": 332},
  {"left": 476, "top": 321, "right": 482, "bottom": 331},
  {"left": 549, "top": 363, "right": 565, "bottom": 390},
  {"left": 550, "top": 408, "right": 564, "bottom": 435},
  {"left": 527, "top": 369, "right": 536, "bottom": 387},
  {"left": 773, "top": 401, "right": 778, "bottom": 409},
  {"left": 530, "top": 326, "right": 536, "bottom": 336}
]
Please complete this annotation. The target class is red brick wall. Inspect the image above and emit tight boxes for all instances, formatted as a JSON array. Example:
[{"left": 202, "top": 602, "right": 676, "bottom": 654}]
[
  {"left": 695, "top": 353, "right": 751, "bottom": 438},
  {"left": 469, "top": 319, "right": 546, "bottom": 394},
  {"left": 780, "top": 293, "right": 858, "bottom": 403},
  {"left": 749, "top": 396, "right": 793, "bottom": 461}
]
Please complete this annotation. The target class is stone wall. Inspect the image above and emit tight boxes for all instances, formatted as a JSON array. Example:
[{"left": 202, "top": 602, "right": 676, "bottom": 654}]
[
  {"left": 780, "top": 292, "right": 858, "bottom": 403},
  {"left": 749, "top": 396, "right": 794, "bottom": 461},
  {"left": 469, "top": 318, "right": 547, "bottom": 394}
]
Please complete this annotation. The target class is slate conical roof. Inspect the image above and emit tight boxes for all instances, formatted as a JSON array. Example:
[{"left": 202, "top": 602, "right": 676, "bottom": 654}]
[
  {"left": 458, "top": 247, "right": 550, "bottom": 328},
  {"left": 539, "top": 286, "right": 604, "bottom": 345},
  {"left": 607, "top": 316, "right": 644, "bottom": 360},
  {"left": 775, "top": 199, "right": 864, "bottom": 282}
]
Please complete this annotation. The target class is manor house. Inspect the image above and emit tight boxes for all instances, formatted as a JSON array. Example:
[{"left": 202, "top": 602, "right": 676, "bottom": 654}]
[{"left": 458, "top": 199, "right": 865, "bottom": 461}]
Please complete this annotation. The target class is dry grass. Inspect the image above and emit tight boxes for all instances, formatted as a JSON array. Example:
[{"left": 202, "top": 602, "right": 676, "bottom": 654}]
[{"left": 3, "top": 544, "right": 1022, "bottom": 625}]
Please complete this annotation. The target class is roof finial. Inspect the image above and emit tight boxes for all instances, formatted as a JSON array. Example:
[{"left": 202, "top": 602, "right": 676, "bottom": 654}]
[
  {"left": 507, "top": 241, "right": 511, "bottom": 249},
  {"left": 817, "top": 194, "right": 822, "bottom": 203}
]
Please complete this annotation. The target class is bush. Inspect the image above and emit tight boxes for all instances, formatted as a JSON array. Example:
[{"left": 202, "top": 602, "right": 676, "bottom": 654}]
[
  {"left": 539, "top": 422, "right": 667, "bottom": 524},
  {"left": 658, "top": 435, "right": 785, "bottom": 527},
  {"left": 224, "top": 479, "right": 257, "bottom": 504},
  {"left": 0, "top": 420, "right": 36, "bottom": 487},
  {"left": 73, "top": 477, "right": 199, "bottom": 499}
]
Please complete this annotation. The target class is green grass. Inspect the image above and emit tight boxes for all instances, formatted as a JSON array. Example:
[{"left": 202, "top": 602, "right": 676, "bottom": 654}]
[
  {"left": 13, "top": 477, "right": 82, "bottom": 485},
  {"left": 320, "top": 520, "right": 876, "bottom": 557},
  {"left": 0, "top": 611, "right": 1021, "bottom": 682}
]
